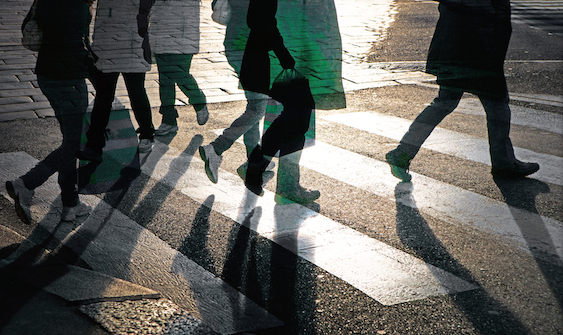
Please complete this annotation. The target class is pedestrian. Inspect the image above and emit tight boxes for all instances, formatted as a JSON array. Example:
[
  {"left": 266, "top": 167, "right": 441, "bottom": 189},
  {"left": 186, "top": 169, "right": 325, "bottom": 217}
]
[
  {"left": 6, "top": 0, "right": 94, "bottom": 224},
  {"left": 77, "top": 0, "right": 156, "bottom": 162},
  {"left": 149, "top": 0, "right": 209, "bottom": 136},
  {"left": 198, "top": 0, "right": 273, "bottom": 187},
  {"left": 385, "top": 0, "right": 539, "bottom": 182},
  {"left": 200, "top": 0, "right": 343, "bottom": 204}
]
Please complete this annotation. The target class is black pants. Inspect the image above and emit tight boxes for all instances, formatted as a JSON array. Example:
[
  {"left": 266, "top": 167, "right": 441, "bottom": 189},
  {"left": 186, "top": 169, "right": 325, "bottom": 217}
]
[
  {"left": 22, "top": 76, "right": 88, "bottom": 207},
  {"left": 398, "top": 86, "right": 516, "bottom": 168},
  {"left": 260, "top": 104, "right": 312, "bottom": 158},
  {"left": 87, "top": 68, "right": 154, "bottom": 149}
]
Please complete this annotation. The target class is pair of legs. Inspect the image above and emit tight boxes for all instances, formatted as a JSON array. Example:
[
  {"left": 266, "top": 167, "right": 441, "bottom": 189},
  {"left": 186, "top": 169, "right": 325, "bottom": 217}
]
[
  {"left": 84, "top": 68, "right": 154, "bottom": 154},
  {"left": 387, "top": 86, "right": 539, "bottom": 181},
  {"left": 212, "top": 91, "right": 268, "bottom": 158},
  {"left": 155, "top": 53, "right": 208, "bottom": 128},
  {"left": 199, "top": 91, "right": 267, "bottom": 183},
  {"left": 7, "top": 76, "right": 91, "bottom": 223},
  {"left": 244, "top": 103, "right": 319, "bottom": 203}
]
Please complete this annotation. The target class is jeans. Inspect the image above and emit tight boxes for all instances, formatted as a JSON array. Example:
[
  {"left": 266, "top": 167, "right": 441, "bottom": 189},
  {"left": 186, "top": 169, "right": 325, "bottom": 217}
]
[
  {"left": 211, "top": 91, "right": 269, "bottom": 158},
  {"left": 21, "top": 76, "right": 88, "bottom": 207}
]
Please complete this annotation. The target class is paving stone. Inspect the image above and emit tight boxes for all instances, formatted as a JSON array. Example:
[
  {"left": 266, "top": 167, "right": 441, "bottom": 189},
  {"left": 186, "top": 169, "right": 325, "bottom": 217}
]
[
  {"left": 0, "top": 96, "right": 33, "bottom": 105},
  {"left": 35, "top": 108, "right": 54, "bottom": 118},
  {"left": 0, "top": 101, "right": 50, "bottom": 113},
  {"left": 19, "top": 265, "right": 162, "bottom": 304},
  {"left": 0, "top": 110, "right": 36, "bottom": 121}
]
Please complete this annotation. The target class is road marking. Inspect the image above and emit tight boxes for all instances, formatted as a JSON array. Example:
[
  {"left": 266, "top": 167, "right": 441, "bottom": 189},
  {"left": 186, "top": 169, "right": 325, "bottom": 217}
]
[
  {"left": 296, "top": 140, "right": 563, "bottom": 261},
  {"left": 0, "top": 152, "right": 282, "bottom": 334},
  {"left": 218, "top": 126, "right": 563, "bottom": 261},
  {"left": 137, "top": 142, "right": 478, "bottom": 306},
  {"left": 455, "top": 98, "right": 563, "bottom": 135},
  {"left": 321, "top": 112, "right": 563, "bottom": 186}
]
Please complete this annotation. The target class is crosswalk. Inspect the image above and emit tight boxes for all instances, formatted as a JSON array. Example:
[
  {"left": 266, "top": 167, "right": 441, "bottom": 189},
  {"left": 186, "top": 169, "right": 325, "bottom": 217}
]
[
  {"left": 1, "top": 86, "right": 561, "bottom": 333},
  {"left": 511, "top": 0, "right": 563, "bottom": 35}
]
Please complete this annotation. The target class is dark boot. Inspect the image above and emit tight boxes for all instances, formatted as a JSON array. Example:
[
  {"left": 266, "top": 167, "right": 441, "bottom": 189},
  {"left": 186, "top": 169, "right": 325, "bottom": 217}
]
[
  {"left": 275, "top": 150, "right": 320, "bottom": 205},
  {"left": 245, "top": 146, "right": 271, "bottom": 196}
]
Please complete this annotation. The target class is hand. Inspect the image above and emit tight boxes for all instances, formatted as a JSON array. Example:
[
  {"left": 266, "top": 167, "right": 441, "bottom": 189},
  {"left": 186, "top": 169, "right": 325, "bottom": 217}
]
[
  {"left": 137, "top": 13, "right": 149, "bottom": 37},
  {"left": 275, "top": 45, "right": 295, "bottom": 69}
]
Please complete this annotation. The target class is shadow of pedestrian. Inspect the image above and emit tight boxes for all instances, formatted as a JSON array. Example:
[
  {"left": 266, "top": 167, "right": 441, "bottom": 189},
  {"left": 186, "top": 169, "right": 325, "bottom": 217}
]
[
  {"left": 0, "top": 190, "right": 124, "bottom": 333},
  {"left": 493, "top": 177, "right": 563, "bottom": 310},
  {"left": 217, "top": 202, "right": 318, "bottom": 334},
  {"left": 394, "top": 182, "right": 531, "bottom": 335}
]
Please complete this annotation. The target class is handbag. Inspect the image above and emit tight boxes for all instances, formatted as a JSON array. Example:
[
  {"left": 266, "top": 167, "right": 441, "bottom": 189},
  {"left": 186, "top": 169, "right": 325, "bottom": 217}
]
[
  {"left": 211, "top": 0, "right": 231, "bottom": 25},
  {"left": 21, "top": 0, "right": 42, "bottom": 52},
  {"left": 264, "top": 69, "right": 316, "bottom": 155}
]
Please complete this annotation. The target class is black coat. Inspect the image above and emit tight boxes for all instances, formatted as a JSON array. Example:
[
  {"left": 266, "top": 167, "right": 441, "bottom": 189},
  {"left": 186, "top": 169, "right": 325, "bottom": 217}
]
[
  {"left": 425, "top": 0, "right": 512, "bottom": 96},
  {"left": 32, "top": 0, "right": 91, "bottom": 79},
  {"left": 239, "top": 0, "right": 294, "bottom": 94}
]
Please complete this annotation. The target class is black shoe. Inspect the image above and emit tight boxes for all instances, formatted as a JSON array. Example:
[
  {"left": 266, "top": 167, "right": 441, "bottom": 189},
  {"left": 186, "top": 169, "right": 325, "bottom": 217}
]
[
  {"left": 244, "top": 158, "right": 271, "bottom": 196},
  {"left": 385, "top": 148, "right": 412, "bottom": 182},
  {"left": 76, "top": 146, "right": 103, "bottom": 162},
  {"left": 491, "top": 161, "right": 540, "bottom": 179},
  {"left": 275, "top": 187, "right": 320, "bottom": 205}
]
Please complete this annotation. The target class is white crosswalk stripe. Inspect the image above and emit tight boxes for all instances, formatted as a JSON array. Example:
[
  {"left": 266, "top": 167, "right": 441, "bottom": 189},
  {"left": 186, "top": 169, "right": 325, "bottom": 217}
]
[
  {"left": 1, "top": 94, "right": 561, "bottom": 318},
  {"left": 321, "top": 111, "right": 563, "bottom": 186},
  {"left": 511, "top": 0, "right": 563, "bottom": 35}
]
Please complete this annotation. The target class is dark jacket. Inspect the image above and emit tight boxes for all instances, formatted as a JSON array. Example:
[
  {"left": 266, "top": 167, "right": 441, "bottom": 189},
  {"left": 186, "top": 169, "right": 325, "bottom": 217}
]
[
  {"left": 239, "top": 0, "right": 294, "bottom": 94},
  {"left": 426, "top": 0, "right": 512, "bottom": 96},
  {"left": 32, "top": 0, "right": 92, "bottom": 79}
]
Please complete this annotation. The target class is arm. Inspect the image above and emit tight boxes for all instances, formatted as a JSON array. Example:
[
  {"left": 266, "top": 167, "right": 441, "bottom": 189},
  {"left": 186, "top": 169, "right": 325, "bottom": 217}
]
[{"left": 138, "top": 0, "right": 156, "bottom": 37}]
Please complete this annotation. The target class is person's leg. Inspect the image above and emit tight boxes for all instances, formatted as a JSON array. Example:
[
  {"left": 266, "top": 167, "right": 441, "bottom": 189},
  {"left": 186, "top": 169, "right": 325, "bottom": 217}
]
[
  {"left": 275, "top": 150, "right": 320, "bottom": 204},
  {"left": 174, "top": 53, "right": 207, "bottom": 110},
  {"left": 85, "top": 70, "right": 120, "bottom": 152},
  {"left": 479, "top": 92, "right": 539, "bottom": 177},
  {"left": 10, "top": 76, "right": 90, "bottom": 223},
  {"left": 122, "top": 72, "right": 154, "bottom": 141},
  {"left": 155, "top": 53, "right": 180, "bottom": 126},
  {"left": 397, "top": 87, "right": 463, "bottom": 158},
  {"left": 386, "top": 87, "right": 463, "bottom": 181},
  {"left": 200, "top": 91, "right": 268, "bottom": 184},
  {"left": 211, "top": 91, "right": 268, "bottom": 155}
]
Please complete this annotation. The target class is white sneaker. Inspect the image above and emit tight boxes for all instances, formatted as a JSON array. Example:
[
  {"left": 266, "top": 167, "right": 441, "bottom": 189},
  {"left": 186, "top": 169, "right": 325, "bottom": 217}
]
[
  {"left": 196, "top": 106, "right": 209, "bottom": 126},
  {"left": 155, "top": 123, "right": 178, "bottom": 136},
  {"left": 138, "top": 139, "right": 154, "bottom": 153},
  {"left": 61, "top": 202, "right": 92, "bottom": 222},
  {"left": 199, "top": 144, "right": 222, "bottom": 183},
  {"left": 6, "top": 178, "right": 34, "bottom": 224}
]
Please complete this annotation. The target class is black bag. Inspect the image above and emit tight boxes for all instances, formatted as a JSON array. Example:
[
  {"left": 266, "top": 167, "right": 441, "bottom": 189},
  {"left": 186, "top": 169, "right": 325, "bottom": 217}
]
[{"left": 262, "top": 69, "right": 315, "bottom": 156}]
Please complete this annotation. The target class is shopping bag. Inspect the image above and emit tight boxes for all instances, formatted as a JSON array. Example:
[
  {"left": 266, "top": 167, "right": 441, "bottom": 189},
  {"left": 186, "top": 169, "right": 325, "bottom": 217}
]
[
  {"left": 263, "top": 69, "right": 316, "bottom": 155},
  {"left": 78, "top": 103, "right": 141, "bottom": 194}
]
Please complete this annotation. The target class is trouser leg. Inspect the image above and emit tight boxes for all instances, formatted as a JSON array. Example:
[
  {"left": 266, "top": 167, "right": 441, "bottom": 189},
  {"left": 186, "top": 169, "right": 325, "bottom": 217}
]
[
  {"left": 211, "top": 91, "right": 268, "bottom": 155},
  {"left": 155, "top": 54, "right": 179, "bottom": 125},
  {"left": 174, "top": 53, "right": 207, "bottom": 110},
  {"left": 86, "top": 70, "right": 119, "bottom": 150},
  {"left": 479, "top": 92, "right": 516, "bottom": 168},
  {"left": 398, "top": 87, "right": 463, "bottom": 158},
  {"left": 23, "top": 77, "right": 88, "bottom": 206},
  {"left": 123, "top": 72, "right": 154, "bottom": 140}
]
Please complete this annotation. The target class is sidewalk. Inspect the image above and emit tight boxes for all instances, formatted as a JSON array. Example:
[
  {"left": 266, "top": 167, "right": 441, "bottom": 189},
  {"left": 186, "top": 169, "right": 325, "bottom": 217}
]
[{"left": 0, "top": 0, "right": 434, "bottom": 122}]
